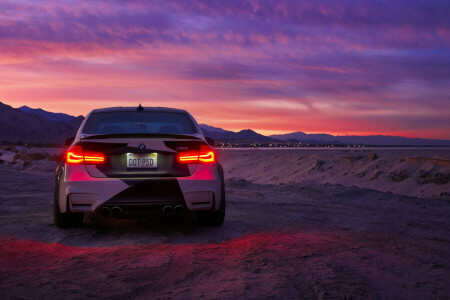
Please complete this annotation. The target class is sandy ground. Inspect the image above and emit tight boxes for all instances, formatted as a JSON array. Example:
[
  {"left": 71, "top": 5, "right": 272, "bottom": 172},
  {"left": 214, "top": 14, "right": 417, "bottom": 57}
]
[
  {"left": 0, "top": 148, "right": 449, "bottom": 299},
  {"left": 219, "top": 148, "right": 450, "bottom": 199}
]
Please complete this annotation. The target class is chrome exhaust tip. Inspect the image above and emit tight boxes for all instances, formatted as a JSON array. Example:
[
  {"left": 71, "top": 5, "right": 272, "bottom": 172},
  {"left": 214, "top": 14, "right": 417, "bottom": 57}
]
[
  {"left": 110, "top": 206, "right": 122, "bottom": 218},
  {"left": 162, "top": 205, "right": 174, "bottom": 217},
  {"left": 174, "top": 205, "right": 185, "bottom": 217},
  {"left": 99, "top": 207, "right": 110, "bottom": 217}
]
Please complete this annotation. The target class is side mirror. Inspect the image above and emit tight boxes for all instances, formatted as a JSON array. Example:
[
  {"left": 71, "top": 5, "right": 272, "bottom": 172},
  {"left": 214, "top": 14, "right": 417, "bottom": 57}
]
[
  {"left": 205, "top": 137, "right": 215, "bottom": 146},
  {"left": 65, "top": 137, "right": 75, "bottom": 147}
]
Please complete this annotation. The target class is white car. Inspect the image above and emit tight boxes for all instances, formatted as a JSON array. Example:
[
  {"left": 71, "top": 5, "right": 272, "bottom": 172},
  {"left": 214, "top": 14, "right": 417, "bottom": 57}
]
[{"left": 54, "top": 105, "right": 225, "bottom": 227}]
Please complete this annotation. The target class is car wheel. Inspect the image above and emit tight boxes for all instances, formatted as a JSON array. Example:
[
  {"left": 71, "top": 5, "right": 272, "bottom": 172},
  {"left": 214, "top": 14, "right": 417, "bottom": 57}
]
[
  {"left": 196, "top": 187, "right": 225, "bottom": 226},
  {"left": 54, "top": 184, "right": 84, "bottom": 228}
]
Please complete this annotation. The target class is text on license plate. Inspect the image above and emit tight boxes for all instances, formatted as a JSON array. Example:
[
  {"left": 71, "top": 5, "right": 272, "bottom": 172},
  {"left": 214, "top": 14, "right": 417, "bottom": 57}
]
[{"left": 127, "top": 153, "right": 157, "bottom": 168}]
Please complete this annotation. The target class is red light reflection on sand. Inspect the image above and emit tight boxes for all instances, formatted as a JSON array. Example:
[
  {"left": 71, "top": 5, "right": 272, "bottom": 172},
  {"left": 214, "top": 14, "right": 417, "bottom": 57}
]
[
  {"left": 0, "top": 231, "right": 334, "bottom": 267},
  {"left": 0, "top": 232, "right": 344, "bottom": 297}
]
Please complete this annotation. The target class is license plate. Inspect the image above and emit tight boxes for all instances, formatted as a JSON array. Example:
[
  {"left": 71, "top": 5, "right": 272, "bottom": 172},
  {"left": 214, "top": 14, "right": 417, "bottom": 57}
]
[{"left": 127, "top": 153, "right": 157, "bottom": 168}]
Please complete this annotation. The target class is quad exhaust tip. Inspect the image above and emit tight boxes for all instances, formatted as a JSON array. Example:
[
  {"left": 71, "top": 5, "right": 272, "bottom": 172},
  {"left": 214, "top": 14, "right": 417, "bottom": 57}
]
[
  {"left": 103, "top": 205, "right": 184, "bottom": 218},
  {"left": 110, "top": 206, "right": 122, "bottom": 218},
  {"left": 162, "top": 205, "right": 185, "bottom": 217},
  {"left": 174, "top": 205, "right": 185, "bottom": 217},
  {"left": 99, "top": 207, "right": 110, "bottom": 217},
  {"left": 162, "top": 205, "right": 174, "bottom": 217}
]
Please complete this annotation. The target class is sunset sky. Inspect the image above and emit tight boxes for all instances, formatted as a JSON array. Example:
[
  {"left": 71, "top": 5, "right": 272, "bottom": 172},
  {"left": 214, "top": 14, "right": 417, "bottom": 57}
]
[{"left": 0, "top": 0, "right": 449, "bottom": 138}]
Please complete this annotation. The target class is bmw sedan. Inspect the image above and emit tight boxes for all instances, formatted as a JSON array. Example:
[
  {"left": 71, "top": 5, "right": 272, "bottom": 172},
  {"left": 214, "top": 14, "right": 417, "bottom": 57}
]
[{"left": 54, "top": 105, "right": 225, "bottom": 228}]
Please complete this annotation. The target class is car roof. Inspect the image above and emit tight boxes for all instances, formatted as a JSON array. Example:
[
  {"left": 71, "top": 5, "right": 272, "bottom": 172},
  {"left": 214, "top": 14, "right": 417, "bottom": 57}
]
[{"left": 90, "top": 106, "right": 188, "bottom": 114}]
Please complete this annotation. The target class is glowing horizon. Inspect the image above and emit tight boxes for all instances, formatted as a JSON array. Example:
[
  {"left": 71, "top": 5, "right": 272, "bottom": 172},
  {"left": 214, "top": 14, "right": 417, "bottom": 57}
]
[
  {"left": 1, "top": 0, "right": 449, "bottom": 139},
  {"left": 2, "top": 101, "right": 445, "bottom": 139}
]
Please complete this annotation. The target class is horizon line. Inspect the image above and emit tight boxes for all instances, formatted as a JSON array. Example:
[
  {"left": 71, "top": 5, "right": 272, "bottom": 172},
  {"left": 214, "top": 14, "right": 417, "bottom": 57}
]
[{"left": 4, "top": 101, "right": 448, "bottom": 141}]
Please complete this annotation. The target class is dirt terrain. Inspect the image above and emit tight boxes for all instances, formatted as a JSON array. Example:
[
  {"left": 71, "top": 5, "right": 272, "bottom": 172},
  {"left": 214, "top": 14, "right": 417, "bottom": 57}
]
[
  {"left": 0, "top": 148, "right": 449, "bottom": 299},
  {"left": 219, "top": 148, "right": 450, "bottom": 199}
]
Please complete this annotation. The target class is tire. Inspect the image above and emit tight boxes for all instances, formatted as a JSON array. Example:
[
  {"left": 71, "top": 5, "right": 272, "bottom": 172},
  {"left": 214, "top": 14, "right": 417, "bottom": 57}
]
[
  {"left": 54, "top": 181, "right": 84, "bottom": 228},
  {"left": 196, "top": 186, "right": 225, "bottom": 226}
]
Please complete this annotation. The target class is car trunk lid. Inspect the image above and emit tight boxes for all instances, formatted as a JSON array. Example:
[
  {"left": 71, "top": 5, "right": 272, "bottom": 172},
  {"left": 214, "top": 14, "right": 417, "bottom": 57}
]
[{"left": 79, "top": 136, "right": 204, "bottom": 178}]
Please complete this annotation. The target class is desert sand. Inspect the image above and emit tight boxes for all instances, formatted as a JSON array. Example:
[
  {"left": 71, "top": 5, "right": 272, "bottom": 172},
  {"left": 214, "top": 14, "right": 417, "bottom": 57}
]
[
  {"left": 0, "top": 147, "right": 449, "bottom": 299},
  {"left": 219, "top": 148, "right": 450, "bottom": 199}
]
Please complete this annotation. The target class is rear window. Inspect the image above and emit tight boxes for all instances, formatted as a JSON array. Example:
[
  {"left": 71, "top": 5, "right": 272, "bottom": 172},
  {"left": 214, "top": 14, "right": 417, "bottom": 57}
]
[{"left": 83, "top": 111, "right": 198, "bottom": 135}]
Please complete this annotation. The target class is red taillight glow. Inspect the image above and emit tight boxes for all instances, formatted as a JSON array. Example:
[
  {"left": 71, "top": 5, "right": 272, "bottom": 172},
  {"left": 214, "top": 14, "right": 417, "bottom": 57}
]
[
  {"left": 66, "top": 146, "right": 84, "bottom": 164},
  {"left": 178, "top": 145, "right": 215, "bottom": 163},
  {"left": 178, "top": 151, "right": 200, "bottom": 162},
  {"left": 66, "top": 145, "right": 105, "bottom": 165},
  {"left": 199, "top": 149, "right": 215, "bottom": 162}
]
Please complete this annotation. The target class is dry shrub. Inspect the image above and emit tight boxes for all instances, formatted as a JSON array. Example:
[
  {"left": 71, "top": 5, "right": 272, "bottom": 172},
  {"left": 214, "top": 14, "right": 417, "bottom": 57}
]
[
  {"left": 355, "top": 171, "right": 366, "bottom": 178},
  {"left": 417, "top": 171, "right": 449, "bottom": 184},
  {"left": 13, "top": 151, "right": 64, "bottom": 162},
  {"left": 407, "top": 157, "right": 450, "bottom": 167},
  {"left": 309, "top": 160, "right": 325, "bottom": 172},
  {"left": 14, "top": 152, "right": 47, "bottom": 161},
  {"left": 369, "top": 153, "right": 378, "bottom": 160},
  {"left": 4, "top": 146, "right": 18, "bottom": 152},
  {"left": 388, "top": 170, "right": 409, "bottom": 182},
  {"left": 342, "top": 156, "right": 363, "bottom": 162},
  {"left": 370, "top": 169, "right": 381, "bottom": 180}
]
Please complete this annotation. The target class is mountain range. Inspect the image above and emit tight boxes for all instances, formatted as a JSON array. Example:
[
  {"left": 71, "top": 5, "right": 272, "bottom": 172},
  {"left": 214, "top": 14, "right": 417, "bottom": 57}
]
[
  {"left": 0, "top": 102, "right": 83, "bottom": 144},
  {"left": 200, "top": 127, "right": 274, "bottom": 141},
  {"left": 18, "top": 105, "right": 75, "bottom": 123},
  {"left": 269, "top": 132, "right": 450, "bottom": 146},
  {"left": 201, "top": 126, "right": 449, "bottom": 146},
  {"left": 0, "top": 101, "right": 448, "bottom": 146}
]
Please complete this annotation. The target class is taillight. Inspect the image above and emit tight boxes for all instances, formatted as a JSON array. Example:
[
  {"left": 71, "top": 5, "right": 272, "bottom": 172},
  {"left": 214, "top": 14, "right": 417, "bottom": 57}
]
[
  {"left": 178, "top": 150, "right": 200, "bottom": 163},
  {"left": 178, "top": 145, "right": 215, "bottom": 163},
  {"left": 66, "top": 146, "right": 84, "bottom": 164},
  {"left": 199, "top": 146, "right": 215, "bottom": 162},
  {"left": 66, "top": 145, "right": 105, "bottom": 165}
]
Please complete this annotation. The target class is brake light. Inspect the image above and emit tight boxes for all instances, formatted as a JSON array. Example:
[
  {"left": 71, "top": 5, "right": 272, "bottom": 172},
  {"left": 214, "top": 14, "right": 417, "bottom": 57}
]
[
  {"left": 178, "top": 151, "right": 200, "bottom": 162},
  {"left": 84, "top": 152, "right": 105, "bottom": 164},
  {"left": 66, "top": 145, "right": 84, "bottom": 164},
  {"left": 178, "top": 145, "right": 215, "bottom": 163},
  {"left": 199, "top": 146, "right": 215, "bottom": 162},
  {"left": 66, "top": 145, "right": 105, "bottom": 165}
]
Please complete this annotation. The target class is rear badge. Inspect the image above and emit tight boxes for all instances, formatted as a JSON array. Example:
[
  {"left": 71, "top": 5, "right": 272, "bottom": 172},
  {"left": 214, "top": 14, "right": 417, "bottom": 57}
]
[
  {"left": 176, "top": 146, "right": 188, "bottom": 151},
  {"left": 138, "top": 144, "right": 146, "bottom": 150}
]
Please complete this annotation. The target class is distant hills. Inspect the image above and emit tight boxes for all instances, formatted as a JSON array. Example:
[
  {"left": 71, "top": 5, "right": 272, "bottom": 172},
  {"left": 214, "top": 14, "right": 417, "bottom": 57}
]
[
  {"left": 200, "top": 126, "right": 274, "bottom": 142},
  {"left": 198, "top": 125, "right": 449, "bottom": 146},
  {"left": 269, "top": 131, "right": 450, "bottom": 147},
  {"left": 0, "top": 102, "right": 83, "bottom": 144},
  {"left": 198, "top": 124, "right": 228, "bottom": 133},
  {"left": 18, "top": 105, "right": 75, "bottom": 123},
  {"left": 199, "top": 123, "right": 274, "bottom": 141},
  {"left": 0, "top": 101, "right": 448, "bottom": 146}
]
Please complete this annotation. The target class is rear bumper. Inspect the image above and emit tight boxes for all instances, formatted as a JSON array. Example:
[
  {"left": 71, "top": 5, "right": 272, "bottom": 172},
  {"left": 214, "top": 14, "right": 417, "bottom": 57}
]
[{"left": 58, "top": 164, "right": 223, "bottom": 213}]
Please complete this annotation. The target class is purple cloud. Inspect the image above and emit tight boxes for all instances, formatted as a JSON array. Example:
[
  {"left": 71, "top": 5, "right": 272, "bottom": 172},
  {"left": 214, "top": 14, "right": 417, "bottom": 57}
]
[{"left": 0, "top": 0, "right": 449, "bottom": 138}]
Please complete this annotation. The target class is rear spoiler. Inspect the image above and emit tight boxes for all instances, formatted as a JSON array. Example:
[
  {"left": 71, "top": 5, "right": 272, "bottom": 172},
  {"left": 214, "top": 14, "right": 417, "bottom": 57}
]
[{"left": 81, "top": 133, "right": 201, "bottom": 140}]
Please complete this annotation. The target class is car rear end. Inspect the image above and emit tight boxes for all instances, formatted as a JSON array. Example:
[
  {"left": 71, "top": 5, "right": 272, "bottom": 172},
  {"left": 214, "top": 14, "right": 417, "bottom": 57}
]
[{"left": 55, "top": 107, "right": 225, "bottom": 226}]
